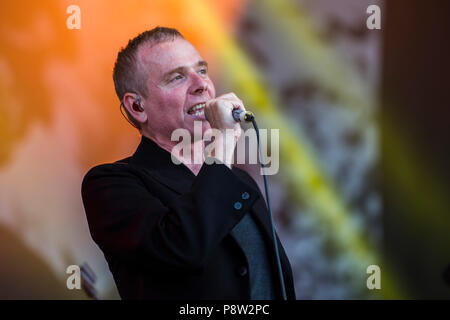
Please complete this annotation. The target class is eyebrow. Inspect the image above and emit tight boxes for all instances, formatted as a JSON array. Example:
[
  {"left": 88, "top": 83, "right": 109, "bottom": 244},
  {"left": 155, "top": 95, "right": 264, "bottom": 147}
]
[{"left": 162, "top": 60, "right": 208, "bottom": 81}]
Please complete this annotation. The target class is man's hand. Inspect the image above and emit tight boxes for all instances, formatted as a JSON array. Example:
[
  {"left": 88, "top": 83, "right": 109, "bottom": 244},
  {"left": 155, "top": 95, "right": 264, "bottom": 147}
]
[{"left": 204, "top": 93, "right": 247, "bottom": 168}]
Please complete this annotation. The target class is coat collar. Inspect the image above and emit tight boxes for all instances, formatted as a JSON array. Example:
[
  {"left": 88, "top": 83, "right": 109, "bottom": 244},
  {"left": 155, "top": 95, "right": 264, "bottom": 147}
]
[{"left": 129, "top": 135, "right": 195, "bottom": 194}]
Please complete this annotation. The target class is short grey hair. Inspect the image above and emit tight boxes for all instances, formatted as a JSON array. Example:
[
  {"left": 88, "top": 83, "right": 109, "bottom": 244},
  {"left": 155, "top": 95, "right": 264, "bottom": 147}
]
[{"left": 113, "top": 27, "right": 184, "bottom": 130}]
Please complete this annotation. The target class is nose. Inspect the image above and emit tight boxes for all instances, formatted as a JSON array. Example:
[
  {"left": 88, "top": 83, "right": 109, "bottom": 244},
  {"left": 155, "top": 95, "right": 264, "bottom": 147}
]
[{"left": 190, "top": 73, "right": 209, "bottom": 95}]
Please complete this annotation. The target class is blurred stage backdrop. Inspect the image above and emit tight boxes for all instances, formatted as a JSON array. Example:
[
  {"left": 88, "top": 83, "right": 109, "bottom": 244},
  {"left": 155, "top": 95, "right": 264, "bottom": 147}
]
[{"left": 1, "top": 0, "right": 449, "bottom": 299}]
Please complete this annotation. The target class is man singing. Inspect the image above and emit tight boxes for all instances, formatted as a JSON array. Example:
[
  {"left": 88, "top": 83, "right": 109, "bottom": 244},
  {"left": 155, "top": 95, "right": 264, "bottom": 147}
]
[{"left": 81, "top": 27, "right": 295, "bottom": 300}]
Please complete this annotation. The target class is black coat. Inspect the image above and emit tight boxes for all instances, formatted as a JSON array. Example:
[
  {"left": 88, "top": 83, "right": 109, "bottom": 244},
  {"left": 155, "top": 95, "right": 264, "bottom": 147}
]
[{"left": 81, "top": 135, "right": 296, "bottom": 300}]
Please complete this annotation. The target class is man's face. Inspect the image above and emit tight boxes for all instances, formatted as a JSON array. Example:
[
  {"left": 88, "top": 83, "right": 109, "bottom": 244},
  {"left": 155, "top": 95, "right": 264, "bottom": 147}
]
[{"left": 138, "top": 38, "right": 215, "bottom": 143}]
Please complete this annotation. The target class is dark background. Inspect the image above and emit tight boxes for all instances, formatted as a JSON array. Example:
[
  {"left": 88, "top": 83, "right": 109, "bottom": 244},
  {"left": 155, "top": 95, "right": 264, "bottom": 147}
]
[{"left": 382, "top": 0, "right": 450, "bottom": 299}]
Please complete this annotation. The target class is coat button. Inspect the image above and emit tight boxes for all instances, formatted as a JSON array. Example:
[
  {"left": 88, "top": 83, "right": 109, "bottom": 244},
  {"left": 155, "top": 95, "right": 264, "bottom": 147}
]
[
  {"left": 236, "top": 266, "right": 248, "bottom": 276},
  {"left": 242, "top": 192, "right": 250, "bottom": 200},
  {"left": 234, "top": 201, "right": 242, "bottom": 210}
]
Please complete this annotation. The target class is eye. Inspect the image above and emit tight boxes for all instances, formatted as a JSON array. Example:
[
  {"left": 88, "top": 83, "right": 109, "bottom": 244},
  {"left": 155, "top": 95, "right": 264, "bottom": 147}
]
[
  {"left": 199, "top": 68, "right": 207, "bottom": 75},
  {"left": 171, "top": 74, "right": 184, "bottom": 82}
]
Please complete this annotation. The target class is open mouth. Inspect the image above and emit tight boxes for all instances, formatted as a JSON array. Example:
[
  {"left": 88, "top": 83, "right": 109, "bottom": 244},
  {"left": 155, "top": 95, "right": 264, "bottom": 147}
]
[{"left": 187, "top": 103, "right": 206, "bottom": 117}]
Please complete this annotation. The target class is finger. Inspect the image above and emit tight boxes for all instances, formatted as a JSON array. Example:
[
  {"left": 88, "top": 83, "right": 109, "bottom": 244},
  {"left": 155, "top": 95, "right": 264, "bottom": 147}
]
[
  {"left": 216, "top": 92, "right": 236, "bottom": 100},
  {"left": 217, "top": 96, "right": 246, "bottom": 112},
  {"left": 206, "top": 99, "right": 234, "bottom": 112},
  {"left": 232, "top": 103, "right": 246, "bottom": 112},
  {"left": 217, "top": 92, "right": 243, "bottom": 105}
]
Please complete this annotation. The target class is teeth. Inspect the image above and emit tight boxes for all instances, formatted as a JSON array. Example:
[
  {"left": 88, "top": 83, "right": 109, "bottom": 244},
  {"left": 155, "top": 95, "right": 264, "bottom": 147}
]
[
  {"left": 193, "top": 109, "right": 205, "bottom": 116},
  {"left": 192, "top": 103, "right": 205, "bottom": 110},
  {"left": 188, "top": 103, "right": 205, "bottom": 114}
]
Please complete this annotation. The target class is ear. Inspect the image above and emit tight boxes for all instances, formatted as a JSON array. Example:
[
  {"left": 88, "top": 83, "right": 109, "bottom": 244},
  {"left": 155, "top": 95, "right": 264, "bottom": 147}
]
[{"left": 122, "top": 92, "right": 148, "bottom": 124}]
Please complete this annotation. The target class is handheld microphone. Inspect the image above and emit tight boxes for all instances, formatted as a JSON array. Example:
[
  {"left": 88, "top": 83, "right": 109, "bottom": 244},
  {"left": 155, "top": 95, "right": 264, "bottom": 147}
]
[
  {"left": 204, "top": 109, "right": 254, "bottom": 123},
  {"left": 232, "top": 109, "right": 255, "bottom": 122}
]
